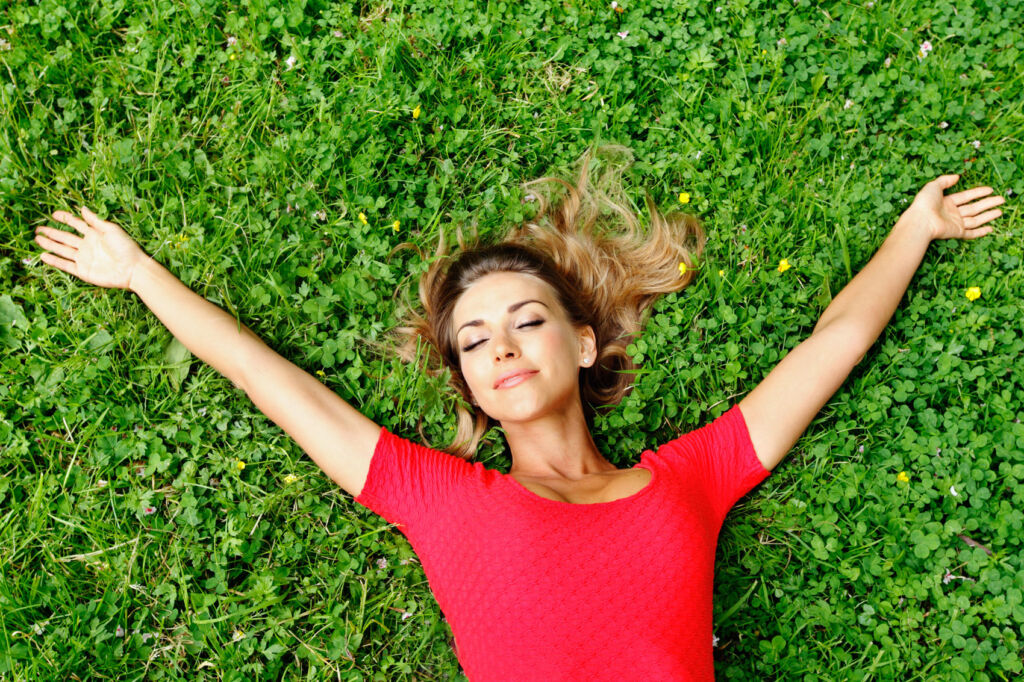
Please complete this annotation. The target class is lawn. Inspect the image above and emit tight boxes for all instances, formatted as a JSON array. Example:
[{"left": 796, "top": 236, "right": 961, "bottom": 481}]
[{"left": 2, "top": 0, "right": 1022, "bottom": 680}]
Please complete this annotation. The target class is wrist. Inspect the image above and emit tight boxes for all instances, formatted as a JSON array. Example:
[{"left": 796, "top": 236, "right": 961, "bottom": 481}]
[
  {"left": 894, "top": 214, "right": 936, "bottom": 244},
  {"left": 128, "top": 254, "right": 159, "bottom": 294}
]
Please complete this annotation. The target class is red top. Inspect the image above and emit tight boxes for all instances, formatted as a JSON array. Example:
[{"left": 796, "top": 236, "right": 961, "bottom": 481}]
[{"left": 355, "top": 404, "right": 771, "bottom": 681}]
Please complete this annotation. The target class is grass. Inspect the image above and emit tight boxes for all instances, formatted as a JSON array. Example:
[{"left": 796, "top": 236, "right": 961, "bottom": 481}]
[{"left": 2, "top": 0, "right": 1022, "bottom": 680}]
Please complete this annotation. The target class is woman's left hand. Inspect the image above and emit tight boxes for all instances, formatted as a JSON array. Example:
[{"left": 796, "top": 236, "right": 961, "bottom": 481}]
[{"left": 900, "top": 174, "right": 1007, "bottom": 241}]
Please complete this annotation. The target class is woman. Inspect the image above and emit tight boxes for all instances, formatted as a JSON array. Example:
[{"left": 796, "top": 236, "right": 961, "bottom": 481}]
[{"left": 32, "top": 146, "right": 1005, "bottom": 680}]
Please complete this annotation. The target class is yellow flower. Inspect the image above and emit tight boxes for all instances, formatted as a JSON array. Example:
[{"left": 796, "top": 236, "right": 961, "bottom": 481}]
[
  {"left": 232, "top": 629, "right": 245, "bottom": 642},
  {"left": 761, "top": 49, "right": 767, "bottom": 55},
  {"left": 897, "top": 471, "right": 910, "bottom": 483},
  {"left": 284, "top": 473, "right": 298, "bottom": 485},
  {"left": 412, "top": 105, "right": 421, "bottom": 119},
  {"left": 358, "top": 212, "right": 368, "bottom": 225},
  {"left": 678, "top": 192, "right": 690, "bottom": 204},
  {"left": 965, "top": 286, "right": 981, "bottom": 301},
  {"left": 229, "top": 53, "right": 236, "bottom": 61},
  {"left": 777, "top": 258, "right": 791, "bottom": 273},
  {"left": 679, "top": 262, "right": 688, "bottom": 276},
  {"left": 315, "top": 370, "right": 326, "bottom": 378},
  {"left": 392, "top": 220, "right": 401, "bottom": 232},
  {"left": 236, "top": 460, "right": 246, "bottom": 471},
  {"left": 718, "top": 269, "right": 725, "bottom": 276}
]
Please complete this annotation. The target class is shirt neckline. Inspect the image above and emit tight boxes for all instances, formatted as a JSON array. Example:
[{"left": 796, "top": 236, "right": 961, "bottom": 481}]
[{"left": 503, "top": 453, "right": 657, "bottom": 507}]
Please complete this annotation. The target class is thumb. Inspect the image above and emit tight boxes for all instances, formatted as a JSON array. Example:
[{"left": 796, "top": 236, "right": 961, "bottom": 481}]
[{"left": 933, "top": 174, "right": 960, "bottom": 190}]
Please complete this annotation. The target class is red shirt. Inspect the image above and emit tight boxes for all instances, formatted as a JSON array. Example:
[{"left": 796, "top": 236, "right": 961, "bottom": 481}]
[{"left": 355, "top": 404, "right": 770, "bottom": 681}]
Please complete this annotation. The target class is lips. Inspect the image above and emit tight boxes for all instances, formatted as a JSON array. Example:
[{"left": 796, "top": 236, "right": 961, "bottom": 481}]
[{"left": 494, "top": 370, "right": 538, "bottom": 389}]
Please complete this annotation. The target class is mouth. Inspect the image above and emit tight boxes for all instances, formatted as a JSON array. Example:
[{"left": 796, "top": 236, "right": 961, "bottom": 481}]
[{"left": 495, "top": 371, "right": 538, "bottom": 389}]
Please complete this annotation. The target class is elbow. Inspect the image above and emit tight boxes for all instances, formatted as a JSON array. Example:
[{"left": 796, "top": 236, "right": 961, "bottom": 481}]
[{"left": 813, "top": 318, "right": 872, "bottom": 362}]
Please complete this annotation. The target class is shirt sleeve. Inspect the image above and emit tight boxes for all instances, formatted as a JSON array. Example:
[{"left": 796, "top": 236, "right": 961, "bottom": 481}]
[
  {"left": 656, "top": 404, "right": 770, "bottom": 525},
  {"left": 353, "top": 425, "right": 471, "bottom": 537}
]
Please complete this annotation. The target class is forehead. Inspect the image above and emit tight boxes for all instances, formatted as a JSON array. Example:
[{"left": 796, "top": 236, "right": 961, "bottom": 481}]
[{"left": 453, "top": 272, "right": 552, "bottom": 323}]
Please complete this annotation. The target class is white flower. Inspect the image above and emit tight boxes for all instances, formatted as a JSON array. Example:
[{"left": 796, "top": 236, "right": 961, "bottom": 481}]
[
  {"left": 33, "top": 623, "right": 45, "bottom": 635},
  {"left": 377, "top": 557, "right": 388, "bottom": 569},
  {"left": 313, "top": 209, "right": 327, "bottom": 221},
  {"left": 712, "top": 633, "right": 720, "bottom": 647},
  {"left": 884, "top": 57, "right": 891, "bottom": 67},
  {"left": 844, "top": 98, "right": 853, "bottom": 109},
  {"left": 226, "top": 36, "right": 237, "bottom": 47},
  {"left": 971, "top": 140, "right": 981, "bottom": 149},
  {"left": 97, "top": 479, "right": 107, "bottom": 488},
  {"left": 617, "top": 30, "right": 629, "bottom": 39},
  {"left": 866, "top": 0, "right": 874, "bottom": 6},
  {"left": 333, "top": 30, "right": 343, "bottom": 38},
  {"left": 695, "top": 150, "right": 702, "bottom": 160},
  {"left": 22, "top": 258, "right": 32, "bottom": 265},
  {"left": 401, "top": 611, "right": 414, "bottom": 620},
  {"left": 777, "top": 38, "right": 787, "bottom": 47},
  {"left": 938, "top": 121, "right": 948, "bottom": 129},
  {"left": 0, "top": 38, "right": 11, "bottom": 52},
  {"left": 285, "top": 54, "right": 297, "bottom": 70},
  {"left": 611, "top": 1, "right": 618, "bottom": 7},
  {"left": 858, "top": 445, "right": 864, "bottom": 453},
  {"left": 950, "top": 485, "right": 958, "bottom": 496},
  {"left": 232, "top": 629, "right": 245, "bottom": 642},
  {"left": 116, "top": 625, "right": 125, "bottom": 637},
  {"left": 715, "top": 6, "right": 723, "bottom": 12}
]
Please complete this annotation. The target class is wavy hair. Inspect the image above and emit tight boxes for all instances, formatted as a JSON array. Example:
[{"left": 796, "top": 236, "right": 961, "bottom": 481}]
[{"left": 367, "top": 143, "right": 706, "bottom": 460}]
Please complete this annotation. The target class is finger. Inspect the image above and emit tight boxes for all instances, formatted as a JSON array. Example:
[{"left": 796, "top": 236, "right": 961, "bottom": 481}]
[
  {"left": 36, "top": 225, "right": 83, "bottom": 249},
  {"left": 79, "top": 206, "right": 112, "bottom": 233},
  {"left": 960, "top": 195, "right": 1005, "bottom": 218},
  {"left": 949, "top": 186, "right": 994, "bottom": 206},
  {"left": 963, "top": 225, "right": 995, "bottom": 240},
  {"left": 931, "top": 174, "right": 961, "bottom": 189},
  {"left": 35, "top": 232, "right": 79, "bottom": 261},
  {"left": 52, "top": 209, "right": 95, "bottom": 236},
  {"left": 39, "top": 251, "right": 80, "bottom": 277},
  {"left": 963, "top": 209, "right": 1003, "bottom": 229}
]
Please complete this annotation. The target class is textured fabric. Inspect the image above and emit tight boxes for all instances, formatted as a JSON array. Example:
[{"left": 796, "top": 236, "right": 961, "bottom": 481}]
[{"left": 354, "top": 404, "right": 771, "bottom": 681}]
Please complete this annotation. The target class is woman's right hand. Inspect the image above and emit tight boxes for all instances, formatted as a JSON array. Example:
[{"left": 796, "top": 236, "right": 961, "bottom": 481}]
[{"left": 33, "top": 206, "right": 149, "bottom": 290}]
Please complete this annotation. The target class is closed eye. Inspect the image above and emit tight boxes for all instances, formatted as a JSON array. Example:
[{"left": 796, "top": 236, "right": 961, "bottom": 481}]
[{"left": 462, "top": 320, "right": 543, "bottom": 352}]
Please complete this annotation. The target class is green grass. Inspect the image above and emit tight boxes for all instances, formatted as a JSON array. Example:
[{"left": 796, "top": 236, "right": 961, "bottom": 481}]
[{"left": 2, "top": 0, "right": 1023, "bottom": 679}]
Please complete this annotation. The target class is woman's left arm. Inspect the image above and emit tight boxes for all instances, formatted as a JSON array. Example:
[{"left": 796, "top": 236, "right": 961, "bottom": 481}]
[{"left": 738, "top": 175, "right": 1007, "bottom": 473}]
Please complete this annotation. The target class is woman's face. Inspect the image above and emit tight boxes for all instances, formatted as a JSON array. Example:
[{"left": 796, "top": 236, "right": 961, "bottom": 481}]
[{"left": 453, "top": 272, "right": 595, "bottom": 424}]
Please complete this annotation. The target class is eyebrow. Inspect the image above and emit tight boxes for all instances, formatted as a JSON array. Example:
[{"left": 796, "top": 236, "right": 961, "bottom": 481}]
[{"left": 457, "top": 299, "right": 549, "bottom": 335}]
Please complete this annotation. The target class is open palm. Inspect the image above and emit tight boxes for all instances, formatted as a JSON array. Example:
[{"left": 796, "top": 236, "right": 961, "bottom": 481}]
[
  {"left": 33, "top": 206, "right": 148, "bottom": 290},
  {"left": 903, "top": 174, "right": 1007, "bottom": 241}
]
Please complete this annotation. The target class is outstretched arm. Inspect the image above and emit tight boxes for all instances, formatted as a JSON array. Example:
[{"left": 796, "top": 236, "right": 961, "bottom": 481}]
[
  {"left": 736, "top": 175, "right": 1006, "bottom": 472},
  {"left": 34, "top": 206, "right": 259, "bottom": 388},
  {"left": 34, "top": 207, "right": 383, "bottom": 497}
]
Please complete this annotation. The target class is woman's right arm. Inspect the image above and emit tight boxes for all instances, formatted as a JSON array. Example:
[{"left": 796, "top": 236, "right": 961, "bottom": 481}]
[
  {"left": 129, "top": 254, "right": 262, "bottom": 391},
  {"left": 35, "top": 206, "right": 383, "bottom": 498},
  {"left": 130, "top": 257, "right": 383, "bottom": 497}
]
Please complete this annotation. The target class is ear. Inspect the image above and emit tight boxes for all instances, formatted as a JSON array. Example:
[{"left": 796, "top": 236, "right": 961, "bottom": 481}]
[{"left": 577, "top": 324, "right": 597, "bottom": 364}]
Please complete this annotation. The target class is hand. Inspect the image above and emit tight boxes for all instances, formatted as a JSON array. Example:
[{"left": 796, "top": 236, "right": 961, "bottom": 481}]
[
  {"left": 900, "top": 174, "right": 1007, "bottom": 241},
  {"left": 33, "top": 206, "right": 149, "bottom": 290}
]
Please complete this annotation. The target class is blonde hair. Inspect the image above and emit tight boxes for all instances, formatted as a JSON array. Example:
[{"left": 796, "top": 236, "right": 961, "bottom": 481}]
[{"left": 368, "top": 143, "right": 706, "bottom": 459}]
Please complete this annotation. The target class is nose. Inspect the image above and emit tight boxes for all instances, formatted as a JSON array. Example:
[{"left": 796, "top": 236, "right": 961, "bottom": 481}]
[{"left": 491, "top": 331, "right": 519, "bottom": 361}]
